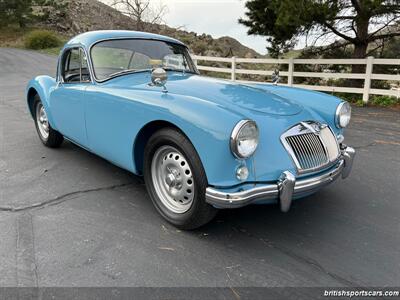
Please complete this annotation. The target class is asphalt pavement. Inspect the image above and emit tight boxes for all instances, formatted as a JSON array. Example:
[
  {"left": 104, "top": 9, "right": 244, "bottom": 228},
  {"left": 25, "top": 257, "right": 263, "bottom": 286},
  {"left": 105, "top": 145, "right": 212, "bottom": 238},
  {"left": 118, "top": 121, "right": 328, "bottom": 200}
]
[{"left": 0, "top": 48, "right": 399, "bottom": 295}]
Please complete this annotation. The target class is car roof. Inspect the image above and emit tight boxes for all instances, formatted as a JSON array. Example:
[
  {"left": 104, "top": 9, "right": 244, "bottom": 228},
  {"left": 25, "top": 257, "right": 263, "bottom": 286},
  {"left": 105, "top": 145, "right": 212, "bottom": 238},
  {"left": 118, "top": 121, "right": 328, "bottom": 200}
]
[{"left": 64, "top": 30, "right": 185, "bottom": 49}]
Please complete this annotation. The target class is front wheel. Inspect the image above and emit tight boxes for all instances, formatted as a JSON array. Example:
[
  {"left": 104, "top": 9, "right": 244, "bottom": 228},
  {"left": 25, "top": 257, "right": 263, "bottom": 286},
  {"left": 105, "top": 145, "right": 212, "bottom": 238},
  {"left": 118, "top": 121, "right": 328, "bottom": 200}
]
[{"left": 143, "top": 128, "right": 217, "bottom": 230}]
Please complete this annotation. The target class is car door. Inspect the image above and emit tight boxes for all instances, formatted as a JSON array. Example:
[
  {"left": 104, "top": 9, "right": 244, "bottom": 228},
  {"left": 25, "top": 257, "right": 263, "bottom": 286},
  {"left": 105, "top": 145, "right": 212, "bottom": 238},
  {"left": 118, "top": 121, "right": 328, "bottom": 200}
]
[
  {"left": 51, "top": 47, "right": 91, "bottom": 148},
  {"left": 84, "top": 44, "right": 146, "bottom": 171}
]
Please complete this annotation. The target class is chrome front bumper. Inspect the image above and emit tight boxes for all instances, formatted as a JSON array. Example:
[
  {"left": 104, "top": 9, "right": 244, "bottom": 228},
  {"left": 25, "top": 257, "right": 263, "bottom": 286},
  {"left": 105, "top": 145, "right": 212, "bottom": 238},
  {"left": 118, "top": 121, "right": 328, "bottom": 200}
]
[{"left": 205, "top": 146, "right": 355, "bottom": 211}]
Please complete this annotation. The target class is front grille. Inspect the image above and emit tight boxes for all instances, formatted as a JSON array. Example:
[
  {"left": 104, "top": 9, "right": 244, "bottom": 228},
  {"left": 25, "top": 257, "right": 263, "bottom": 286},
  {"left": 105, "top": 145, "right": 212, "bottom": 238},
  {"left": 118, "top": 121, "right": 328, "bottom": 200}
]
[
  {"left": 286, "top": 133, "right": 328, "bottom": 170},
  {"left": 282, "top": 123, "right": 340, "bottom": 173}
]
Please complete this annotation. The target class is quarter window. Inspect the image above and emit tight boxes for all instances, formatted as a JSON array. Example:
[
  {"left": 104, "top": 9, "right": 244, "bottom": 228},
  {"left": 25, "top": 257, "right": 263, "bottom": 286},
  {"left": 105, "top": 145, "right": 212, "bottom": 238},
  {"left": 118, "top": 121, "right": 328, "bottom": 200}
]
[{"left": 61, "top": 48, "right": 91, "bottom": 83}]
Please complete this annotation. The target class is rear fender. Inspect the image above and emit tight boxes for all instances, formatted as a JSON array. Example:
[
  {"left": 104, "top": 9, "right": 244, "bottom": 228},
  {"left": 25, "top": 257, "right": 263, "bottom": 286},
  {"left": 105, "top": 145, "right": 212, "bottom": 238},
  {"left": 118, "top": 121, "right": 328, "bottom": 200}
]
[{"left": 26, "top": 75, "right": 58, "bottom": 129}]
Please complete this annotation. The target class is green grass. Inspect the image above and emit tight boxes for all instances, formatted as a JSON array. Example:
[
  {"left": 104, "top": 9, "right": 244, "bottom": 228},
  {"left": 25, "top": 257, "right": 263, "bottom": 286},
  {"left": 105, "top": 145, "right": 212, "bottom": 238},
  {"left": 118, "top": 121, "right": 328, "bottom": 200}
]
[
  {"left": 0, "top": 25, "right": 67, "bottom": 55},
  {"left": 38, "top": 46, "right": 63, "bottom": 55},
  {"left": 0, "top": 26, "right": 28, "bottom": 48},
  {"left": 369, "top": 95, "right": 399, "bottom": 107}
]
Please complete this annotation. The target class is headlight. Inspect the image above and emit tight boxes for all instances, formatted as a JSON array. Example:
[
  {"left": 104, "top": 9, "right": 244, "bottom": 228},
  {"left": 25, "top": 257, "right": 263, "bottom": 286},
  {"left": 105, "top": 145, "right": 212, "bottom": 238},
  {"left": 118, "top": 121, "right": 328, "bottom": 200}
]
[
  {"left": 335, "top": 102, "right": 351, "bottom": 128},
  {"left": 230, "top": 120, "right": 259, "bottom": 159}
]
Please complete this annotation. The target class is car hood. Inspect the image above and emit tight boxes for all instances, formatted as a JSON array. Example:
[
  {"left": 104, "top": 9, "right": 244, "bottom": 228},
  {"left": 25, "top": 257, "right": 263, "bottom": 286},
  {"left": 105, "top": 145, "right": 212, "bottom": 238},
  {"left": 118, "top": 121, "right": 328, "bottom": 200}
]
[{"left": 109, "top": 73, "right": 303, "bottom": 116}]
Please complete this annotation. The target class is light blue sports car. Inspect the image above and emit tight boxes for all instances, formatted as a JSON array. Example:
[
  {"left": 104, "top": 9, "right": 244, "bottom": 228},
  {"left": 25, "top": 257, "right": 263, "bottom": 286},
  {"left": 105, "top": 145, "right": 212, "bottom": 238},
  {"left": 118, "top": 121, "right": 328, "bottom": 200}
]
[{"left": 26, "top": 30, "right": 355, "bottom": 229}]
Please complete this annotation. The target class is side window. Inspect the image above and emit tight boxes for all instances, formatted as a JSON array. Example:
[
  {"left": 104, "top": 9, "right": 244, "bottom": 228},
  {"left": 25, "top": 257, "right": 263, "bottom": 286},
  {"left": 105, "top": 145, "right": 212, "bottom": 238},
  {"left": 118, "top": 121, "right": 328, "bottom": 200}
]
[{"left": 61, "top": 48, "right": 91, "bottom": 83}]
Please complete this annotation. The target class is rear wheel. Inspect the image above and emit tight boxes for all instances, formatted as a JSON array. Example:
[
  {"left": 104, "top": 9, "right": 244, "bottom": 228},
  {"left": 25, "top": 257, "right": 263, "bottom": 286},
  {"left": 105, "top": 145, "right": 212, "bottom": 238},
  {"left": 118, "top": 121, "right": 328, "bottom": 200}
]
[
  {"left": 144, "top": 128, "right": 217, "bottom": 230},
  {"left": 33, "top": 95, "right": 63, "bottom": 148}
]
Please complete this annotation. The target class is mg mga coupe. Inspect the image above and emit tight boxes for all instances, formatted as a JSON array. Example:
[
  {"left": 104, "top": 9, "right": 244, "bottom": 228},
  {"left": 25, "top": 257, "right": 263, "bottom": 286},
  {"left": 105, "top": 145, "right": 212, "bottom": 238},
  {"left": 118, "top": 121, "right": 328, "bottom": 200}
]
[{"left": 26, "top": 31, "right": 355, "bottom": 229}]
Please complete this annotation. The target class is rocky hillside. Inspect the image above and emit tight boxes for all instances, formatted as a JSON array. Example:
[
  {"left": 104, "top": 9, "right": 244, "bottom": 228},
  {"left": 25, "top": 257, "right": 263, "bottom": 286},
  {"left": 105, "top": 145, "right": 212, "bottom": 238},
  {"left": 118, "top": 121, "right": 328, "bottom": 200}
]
[{"left": 40, "top": 0, "right": 261, "bottom": 58}]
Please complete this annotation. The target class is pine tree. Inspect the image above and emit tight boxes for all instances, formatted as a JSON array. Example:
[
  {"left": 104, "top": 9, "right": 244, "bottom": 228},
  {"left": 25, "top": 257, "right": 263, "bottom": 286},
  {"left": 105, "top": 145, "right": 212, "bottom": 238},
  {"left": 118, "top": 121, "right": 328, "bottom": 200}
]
[{"left": 239, "top": 0, "right": 400, "bottom": 59}]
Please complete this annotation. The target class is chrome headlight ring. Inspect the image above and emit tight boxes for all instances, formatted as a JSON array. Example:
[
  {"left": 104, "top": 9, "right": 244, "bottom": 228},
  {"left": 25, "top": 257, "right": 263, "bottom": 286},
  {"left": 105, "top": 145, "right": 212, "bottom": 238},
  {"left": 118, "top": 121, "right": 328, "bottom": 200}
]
[
  {"left": 230, "top": 120, "right": 259, "bottom": 159},
  {"left": 335, "top": 102, "right": 351, "bottom": 128}
]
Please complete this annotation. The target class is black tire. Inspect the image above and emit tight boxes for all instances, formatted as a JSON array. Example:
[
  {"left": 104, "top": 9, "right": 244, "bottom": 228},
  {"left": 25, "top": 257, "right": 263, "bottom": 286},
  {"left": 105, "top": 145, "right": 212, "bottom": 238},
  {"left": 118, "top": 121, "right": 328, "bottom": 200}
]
[
  {"left": 144, "top": 128, "right": 217, "bottom": 230},
  {"left": 33, "top": 95, "right": 64, "bottom": 148}
]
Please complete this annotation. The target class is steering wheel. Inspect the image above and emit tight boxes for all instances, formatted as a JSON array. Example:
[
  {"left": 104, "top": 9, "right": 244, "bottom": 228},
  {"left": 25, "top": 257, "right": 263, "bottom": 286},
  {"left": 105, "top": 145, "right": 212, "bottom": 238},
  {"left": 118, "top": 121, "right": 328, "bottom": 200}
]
[{"left": 64, "top": 73, "right": 80, "bottom": 83}]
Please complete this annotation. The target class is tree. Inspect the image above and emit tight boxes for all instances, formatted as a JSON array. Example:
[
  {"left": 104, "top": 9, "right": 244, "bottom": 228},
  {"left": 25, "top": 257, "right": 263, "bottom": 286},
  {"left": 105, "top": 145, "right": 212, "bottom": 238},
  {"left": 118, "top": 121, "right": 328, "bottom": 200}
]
[
  {"left": 239, "top": 0, "right": 400, "bottom": 60},
  {"left": 112, "top": 0, "right": 168, "bottom": 31},
  {"left": 0, "top": 0, "right": 34, "bottom": 28},
  {"left": 0, "top": 0, "right": 66, "bottom": 28},
  {"left": 0, "top": 1, "right": 10, "bottom": 27}
]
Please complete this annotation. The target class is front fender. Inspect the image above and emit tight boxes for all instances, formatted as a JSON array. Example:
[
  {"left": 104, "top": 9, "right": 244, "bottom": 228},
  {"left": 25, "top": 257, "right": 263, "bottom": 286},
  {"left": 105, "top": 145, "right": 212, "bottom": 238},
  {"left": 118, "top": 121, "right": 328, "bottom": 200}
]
[
  {"left": 26, "top": 75, "right": 57, "bottom": 129},
  {"left": 147, "top": 95, "right": 255, "bottom": 186},
  {"left": 132, "top": 92, "right": 257, "bottom": 187}
]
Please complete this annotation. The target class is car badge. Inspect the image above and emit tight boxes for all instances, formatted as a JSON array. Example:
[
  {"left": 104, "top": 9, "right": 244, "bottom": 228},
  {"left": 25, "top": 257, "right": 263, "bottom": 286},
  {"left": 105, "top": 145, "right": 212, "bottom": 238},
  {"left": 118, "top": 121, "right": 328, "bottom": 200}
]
[{"left": 300, "top": 121, "right": 321, "bottom": 135}]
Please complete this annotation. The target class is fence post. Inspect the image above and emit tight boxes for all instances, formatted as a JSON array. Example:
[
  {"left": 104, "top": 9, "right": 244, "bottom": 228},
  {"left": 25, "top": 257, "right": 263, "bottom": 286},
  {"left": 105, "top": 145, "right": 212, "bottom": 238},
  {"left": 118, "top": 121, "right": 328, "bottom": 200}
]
[
  {"left": 231, "top": 56, "right": 236, "bottom": 81},
  {"left": 288, "top": 58, "right": 294, "bottom": 86},
  {"left": 363, "top": 56, "right": 374, "bottom": 104}
]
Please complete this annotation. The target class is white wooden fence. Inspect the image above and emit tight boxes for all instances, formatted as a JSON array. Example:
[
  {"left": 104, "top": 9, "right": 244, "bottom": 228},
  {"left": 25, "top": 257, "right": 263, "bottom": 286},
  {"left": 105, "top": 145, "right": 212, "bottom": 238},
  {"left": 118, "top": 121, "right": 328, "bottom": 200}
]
[{"left": 192, "top": 55, "right": 400, "bottom": 103}]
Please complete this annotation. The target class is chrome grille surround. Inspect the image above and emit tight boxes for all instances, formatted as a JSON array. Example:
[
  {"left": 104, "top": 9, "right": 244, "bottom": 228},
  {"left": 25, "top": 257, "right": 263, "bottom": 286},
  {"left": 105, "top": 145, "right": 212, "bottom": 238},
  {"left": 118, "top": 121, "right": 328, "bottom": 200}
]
[{"left": 280, "top": 121, "right": 340, "bottom": 174}]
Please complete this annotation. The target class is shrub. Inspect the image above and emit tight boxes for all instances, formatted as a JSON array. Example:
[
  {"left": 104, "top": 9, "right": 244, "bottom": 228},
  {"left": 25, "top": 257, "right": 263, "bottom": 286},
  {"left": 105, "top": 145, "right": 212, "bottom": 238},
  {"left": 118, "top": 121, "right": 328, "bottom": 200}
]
[
  {"left": 370, "top": 95, "right": 399, "bottom": 107},
  {"left": 331, "top": 92, "right": 362, "bottom": 103},
  {"left": 24, "top": 30, "right": 61, "bottom": 50},
  {"left": 331, "top": 92, "right": 399, "bottom": 106},
  {"left": 191, "top": 41, "right": 208, "bottom": 55}
]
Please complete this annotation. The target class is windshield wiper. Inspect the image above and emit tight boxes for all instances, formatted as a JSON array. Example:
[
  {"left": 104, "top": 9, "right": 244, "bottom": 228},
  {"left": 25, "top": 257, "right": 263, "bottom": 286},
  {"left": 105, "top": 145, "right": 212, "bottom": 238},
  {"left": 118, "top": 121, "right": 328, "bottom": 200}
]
[{"left": 108, "top": 68, "right": 151, "bottom": 78}]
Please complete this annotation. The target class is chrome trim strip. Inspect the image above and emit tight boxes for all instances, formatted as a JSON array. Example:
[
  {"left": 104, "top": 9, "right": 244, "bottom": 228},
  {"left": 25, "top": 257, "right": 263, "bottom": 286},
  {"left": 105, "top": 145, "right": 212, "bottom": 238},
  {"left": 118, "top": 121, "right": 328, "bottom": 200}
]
[
  {"left": 205, "top": 146, "right": 355, "bottom": 209},
  {"left": 206, "top": 183, "right": 279, "bottom": 208}
]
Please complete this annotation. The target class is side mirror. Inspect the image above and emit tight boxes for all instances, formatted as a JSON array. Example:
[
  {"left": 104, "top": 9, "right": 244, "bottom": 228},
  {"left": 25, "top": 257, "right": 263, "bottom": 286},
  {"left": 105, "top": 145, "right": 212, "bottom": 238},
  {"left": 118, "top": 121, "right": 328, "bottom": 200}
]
[
  {"left": 272, "top": 69, "right": 280, "bottom": 85},
  {"left": 151, "top": 68, "right": 168, "bottom": 92}
]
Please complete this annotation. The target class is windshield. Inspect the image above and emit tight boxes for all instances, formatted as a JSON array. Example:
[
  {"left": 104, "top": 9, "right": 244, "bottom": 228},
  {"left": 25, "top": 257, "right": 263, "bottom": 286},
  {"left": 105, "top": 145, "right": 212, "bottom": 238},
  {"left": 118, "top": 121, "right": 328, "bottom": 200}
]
[{"left": 91, "top": 39, "right": 197, "bottom": 80}]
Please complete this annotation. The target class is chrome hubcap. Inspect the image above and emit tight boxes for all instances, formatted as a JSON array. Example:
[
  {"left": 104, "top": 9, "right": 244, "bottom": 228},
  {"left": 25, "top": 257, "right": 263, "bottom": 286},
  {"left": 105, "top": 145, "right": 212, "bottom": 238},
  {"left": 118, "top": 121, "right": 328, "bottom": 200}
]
[
  {"left": 36, "top": 103, "right": 49, "bottom": 140},
  {"left": 151, "top": 146, "right": 194, "bottom": 214}
]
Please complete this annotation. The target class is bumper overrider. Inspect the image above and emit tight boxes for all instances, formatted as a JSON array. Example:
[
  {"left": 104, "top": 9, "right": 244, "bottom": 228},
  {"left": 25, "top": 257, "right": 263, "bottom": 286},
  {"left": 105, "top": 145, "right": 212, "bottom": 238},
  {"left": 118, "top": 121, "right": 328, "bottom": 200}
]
[{"left": 205, "top": 145, "right": 355, "bottom": 211}]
